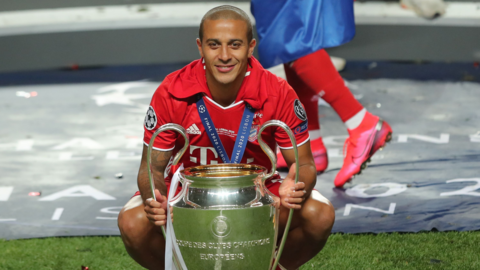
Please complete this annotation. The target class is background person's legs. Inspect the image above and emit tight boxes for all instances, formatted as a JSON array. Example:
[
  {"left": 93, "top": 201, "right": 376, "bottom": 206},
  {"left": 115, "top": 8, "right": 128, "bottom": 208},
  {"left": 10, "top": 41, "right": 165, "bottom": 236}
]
[
  {"left": 286, "top": 49, "right": 364, "bottom": 125},
  {"left": 278, "top": 48, "right": 366, "bottom": 174},
  {"left": 282, "top": 49, "right": 392, "bottom": 186}
]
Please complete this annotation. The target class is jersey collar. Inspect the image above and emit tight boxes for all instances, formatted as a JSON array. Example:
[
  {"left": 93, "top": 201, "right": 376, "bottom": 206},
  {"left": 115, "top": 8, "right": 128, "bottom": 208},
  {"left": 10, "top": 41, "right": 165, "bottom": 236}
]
[{"left": 167, "top": 56, "right": 269, "bottom": 110}]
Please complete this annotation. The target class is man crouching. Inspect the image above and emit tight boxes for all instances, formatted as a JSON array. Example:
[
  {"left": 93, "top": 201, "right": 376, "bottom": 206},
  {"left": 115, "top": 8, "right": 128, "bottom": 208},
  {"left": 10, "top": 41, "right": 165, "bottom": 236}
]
[{"left": 118, "top": 5, "right": 335, "bottom": 270}]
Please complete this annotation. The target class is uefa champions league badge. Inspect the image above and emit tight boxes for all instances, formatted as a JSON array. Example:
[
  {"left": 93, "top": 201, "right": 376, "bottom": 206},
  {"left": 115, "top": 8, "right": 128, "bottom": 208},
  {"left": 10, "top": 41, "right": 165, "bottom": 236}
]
[
  {"left": 210, "top": 215, "right": 231, "bottom": 238},
  {"left": 144, "top": 106, "right": 157, "bottom": 130},
  {"left": 293, "top": 99, "right": 307, "bottom": 121}
]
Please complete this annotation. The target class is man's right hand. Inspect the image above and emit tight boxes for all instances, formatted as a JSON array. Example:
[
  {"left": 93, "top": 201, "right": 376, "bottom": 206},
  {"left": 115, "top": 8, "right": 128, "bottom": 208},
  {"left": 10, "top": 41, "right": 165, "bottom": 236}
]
[{"left": 144, "top": 189, "right": 168, "bottom": 226}]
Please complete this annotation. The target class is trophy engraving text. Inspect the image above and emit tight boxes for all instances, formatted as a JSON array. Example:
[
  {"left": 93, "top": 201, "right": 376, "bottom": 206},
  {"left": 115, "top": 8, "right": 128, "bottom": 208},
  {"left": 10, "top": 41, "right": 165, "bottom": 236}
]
[
  {"left": 200, "top": 253, "right": 245, "bottom": 260},
  {"left": 177, "top": 238, "right": 271, "bottom": 250}
]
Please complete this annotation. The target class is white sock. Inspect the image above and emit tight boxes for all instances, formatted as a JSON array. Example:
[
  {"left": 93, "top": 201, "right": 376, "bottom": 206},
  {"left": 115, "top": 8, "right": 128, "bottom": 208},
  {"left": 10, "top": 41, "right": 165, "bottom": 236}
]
[
  {"left": 309, "top": 129, "right": 322, "bottom": 141},
  {"left": 345, "top": 108, "right": 366, "bottom": 130}
]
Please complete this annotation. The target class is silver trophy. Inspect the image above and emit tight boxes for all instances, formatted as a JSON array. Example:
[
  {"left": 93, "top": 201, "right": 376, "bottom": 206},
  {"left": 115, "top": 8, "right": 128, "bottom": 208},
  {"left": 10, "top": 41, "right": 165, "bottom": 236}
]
[{"left": 147, "top": 120, "right": 299, "bottom": 269}]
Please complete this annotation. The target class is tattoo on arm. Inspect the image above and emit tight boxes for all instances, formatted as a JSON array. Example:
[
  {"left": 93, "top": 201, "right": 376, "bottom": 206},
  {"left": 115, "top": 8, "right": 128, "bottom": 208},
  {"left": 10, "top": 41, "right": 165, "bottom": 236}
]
[
  {"left": 280, "top": 141, "right": 316, "bottom": 193},
  {"left": 137, "top": 145, "right": 173, "bottom": 202}
]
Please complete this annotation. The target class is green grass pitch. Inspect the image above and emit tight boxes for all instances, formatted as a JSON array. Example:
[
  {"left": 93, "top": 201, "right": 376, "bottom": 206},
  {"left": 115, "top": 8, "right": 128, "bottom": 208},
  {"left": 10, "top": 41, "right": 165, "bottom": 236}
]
[{"left": 1, "top": 232, "right": 479, "bottom": 269}]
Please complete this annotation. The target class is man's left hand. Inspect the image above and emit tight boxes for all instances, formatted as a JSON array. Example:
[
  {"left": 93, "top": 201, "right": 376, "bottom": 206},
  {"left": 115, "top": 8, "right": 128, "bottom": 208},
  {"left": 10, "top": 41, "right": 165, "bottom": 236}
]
[{"left": 279, "top": 163, "right": 307, "bottom": 209}]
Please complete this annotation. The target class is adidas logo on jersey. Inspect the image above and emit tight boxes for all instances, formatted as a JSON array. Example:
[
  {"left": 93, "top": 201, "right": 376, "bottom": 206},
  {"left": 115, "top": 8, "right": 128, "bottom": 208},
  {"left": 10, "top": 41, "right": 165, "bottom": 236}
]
[{"left": 187, "top": 124, "right": 201, "bottom": 135}]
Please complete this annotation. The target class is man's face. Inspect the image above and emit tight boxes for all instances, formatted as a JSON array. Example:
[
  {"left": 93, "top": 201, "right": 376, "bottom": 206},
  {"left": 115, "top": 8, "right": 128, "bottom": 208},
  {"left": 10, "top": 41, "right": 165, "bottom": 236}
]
[{"left": 197, "top": 19, "right": 256, "bottom": 86}]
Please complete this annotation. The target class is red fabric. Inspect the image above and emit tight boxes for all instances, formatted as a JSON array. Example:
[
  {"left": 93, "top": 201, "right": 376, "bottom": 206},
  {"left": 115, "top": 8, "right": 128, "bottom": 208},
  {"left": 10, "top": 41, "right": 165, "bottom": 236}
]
[
  {"left": 284, "top": 64, "right": 320, "bottom": 131},
  {"left": 284, "top": 49, "right": 364, "bottom": 123},
  {"left": 144, "top": 57, "right": 309, "bottom": 183},
  {"left": 265, "top": 179, "right": 281, "bottom": 197},
  {"left": 170, "top": 164, "right": 181, "bottom": 175}
]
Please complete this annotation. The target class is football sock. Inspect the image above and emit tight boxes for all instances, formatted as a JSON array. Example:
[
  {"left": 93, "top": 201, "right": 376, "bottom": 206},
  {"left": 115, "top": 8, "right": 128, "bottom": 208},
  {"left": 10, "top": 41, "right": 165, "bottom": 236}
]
[
  {"left": 309, "top": 129, "right": 322, "bottom": 141},
  {"left": 345, "top": 108, "right": 367, "bottom": 130},
  {"left": 287, "top": 49, "right": 365, "bottom": 123}
]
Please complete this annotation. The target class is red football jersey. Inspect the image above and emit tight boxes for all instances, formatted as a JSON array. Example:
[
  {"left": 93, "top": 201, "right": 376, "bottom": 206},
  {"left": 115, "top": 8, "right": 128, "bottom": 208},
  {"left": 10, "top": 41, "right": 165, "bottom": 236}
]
[{"left": 143, "top": 57, "right": 309, "bottom": 182}]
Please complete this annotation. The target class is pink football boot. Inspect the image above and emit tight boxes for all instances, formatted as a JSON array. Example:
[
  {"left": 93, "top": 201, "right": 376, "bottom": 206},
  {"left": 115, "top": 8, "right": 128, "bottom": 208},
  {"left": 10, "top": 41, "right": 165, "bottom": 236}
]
[
  {"left": 276, "top": 137, "right": 328, "bottom": 173},
  {"left": 334, "top": 112, "right": 393, "bottom": 188}
]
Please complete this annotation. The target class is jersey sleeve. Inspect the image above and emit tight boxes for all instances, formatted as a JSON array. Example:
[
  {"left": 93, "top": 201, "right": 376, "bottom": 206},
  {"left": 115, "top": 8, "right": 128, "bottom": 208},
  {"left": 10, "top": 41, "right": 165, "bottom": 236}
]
[
  {"left": 143, "top": 80, "right": 178, "bottom": 151},
  {"left": 274, "top": 81, "right": 310, "bottom": 149}
]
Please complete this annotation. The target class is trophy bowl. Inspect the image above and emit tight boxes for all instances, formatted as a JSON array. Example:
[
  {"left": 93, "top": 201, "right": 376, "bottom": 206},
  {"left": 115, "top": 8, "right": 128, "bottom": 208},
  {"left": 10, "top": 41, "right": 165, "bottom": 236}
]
[{"left": 170, "top": 163, "right": 279, "bottom": 269}]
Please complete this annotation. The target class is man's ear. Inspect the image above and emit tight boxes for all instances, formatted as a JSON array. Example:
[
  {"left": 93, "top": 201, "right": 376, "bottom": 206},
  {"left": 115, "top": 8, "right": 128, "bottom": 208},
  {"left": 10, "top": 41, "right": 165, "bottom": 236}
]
[
  {"left": 196, "top": 38, "right": 204, "bottom": 58},
  {"left": 248, "top": 39, "right": 256, "bottom": 58}
]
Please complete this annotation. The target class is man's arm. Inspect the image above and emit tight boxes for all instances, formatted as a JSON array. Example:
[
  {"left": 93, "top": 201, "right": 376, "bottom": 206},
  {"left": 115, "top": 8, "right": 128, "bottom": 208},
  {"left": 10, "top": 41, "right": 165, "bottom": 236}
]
[
  {"left": 279, "top": 140, "right": 316, "bottom": 207},
  {"left": 137, "top": 144, "right": 173, "bottom": 203}
]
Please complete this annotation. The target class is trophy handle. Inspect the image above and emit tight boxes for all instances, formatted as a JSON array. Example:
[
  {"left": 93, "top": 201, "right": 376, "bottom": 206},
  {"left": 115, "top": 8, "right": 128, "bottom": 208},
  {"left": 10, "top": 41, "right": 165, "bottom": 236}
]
[
  {"left": 147, "top": 123, "right": 189, "bottom": 201},
  {"left": 257, "top": 120, "right": 299, "bottom": 183},
  {"left": 257, "top": 120, "right": 299, "bottom": 270},
  {"left": 147, "top": 123, "right": 189, "bottom": 236},
  {"left": 147, "top": 123, "right": 189, "bottom": 270}
]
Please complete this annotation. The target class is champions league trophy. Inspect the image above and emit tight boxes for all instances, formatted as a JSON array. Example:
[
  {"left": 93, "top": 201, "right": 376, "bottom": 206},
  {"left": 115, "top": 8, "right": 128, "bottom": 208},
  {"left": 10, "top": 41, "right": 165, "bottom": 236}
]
[{"left": 147, "top": 120, "right": 299, "bottom": 270}]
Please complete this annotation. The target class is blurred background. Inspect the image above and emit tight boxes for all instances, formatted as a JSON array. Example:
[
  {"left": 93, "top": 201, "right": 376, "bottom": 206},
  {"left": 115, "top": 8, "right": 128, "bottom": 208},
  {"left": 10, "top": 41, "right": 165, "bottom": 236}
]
[{"left": 1, "top": 0, "right": 480, "bottom": 73}]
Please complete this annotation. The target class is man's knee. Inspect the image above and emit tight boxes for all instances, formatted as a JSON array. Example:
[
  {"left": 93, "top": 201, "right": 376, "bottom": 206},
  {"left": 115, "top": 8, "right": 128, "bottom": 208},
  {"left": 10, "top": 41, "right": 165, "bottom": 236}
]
[
  {"left": 118, "top": 204, "right": 150, "bottom": 248},
  {"left": 300, "top": 193, "right": 335, "bottom": 241}
]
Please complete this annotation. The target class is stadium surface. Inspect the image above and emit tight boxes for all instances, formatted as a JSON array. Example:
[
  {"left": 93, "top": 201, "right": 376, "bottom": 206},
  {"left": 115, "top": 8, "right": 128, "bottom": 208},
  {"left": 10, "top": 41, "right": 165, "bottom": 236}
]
[{"left": 0, "top": 61, "right": 479, "bottom": 240}]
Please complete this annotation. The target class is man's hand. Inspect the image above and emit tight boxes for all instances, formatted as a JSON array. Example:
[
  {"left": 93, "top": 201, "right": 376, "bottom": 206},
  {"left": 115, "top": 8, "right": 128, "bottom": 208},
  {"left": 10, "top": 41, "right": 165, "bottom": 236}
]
[
  {"left": 144, "top": 189, "right": 169, "bottom": 226},
  {"left": 279, "top": 163, "right": 307, "bottom": 209}
]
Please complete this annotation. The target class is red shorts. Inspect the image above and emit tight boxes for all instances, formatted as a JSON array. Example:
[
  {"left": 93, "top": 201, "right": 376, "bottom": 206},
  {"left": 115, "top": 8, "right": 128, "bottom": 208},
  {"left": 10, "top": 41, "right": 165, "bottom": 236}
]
[{"left": 132, "top": 173, "right": 282, "bottom": 198}]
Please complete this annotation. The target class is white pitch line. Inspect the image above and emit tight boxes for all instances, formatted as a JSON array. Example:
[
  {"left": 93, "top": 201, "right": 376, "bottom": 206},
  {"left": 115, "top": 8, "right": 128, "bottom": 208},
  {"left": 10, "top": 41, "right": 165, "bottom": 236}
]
[
  {"left": 16, "top": 139, "right": 34, "bottom": 151},
  {"left": 0, "top": 219, "right": 16, "bottom": 222},
  {"left": 51, "top": 208, "right": 64, "bottom": 220},
  {"left": 0, "top": 187, "right": 14, "bottom": 201}
]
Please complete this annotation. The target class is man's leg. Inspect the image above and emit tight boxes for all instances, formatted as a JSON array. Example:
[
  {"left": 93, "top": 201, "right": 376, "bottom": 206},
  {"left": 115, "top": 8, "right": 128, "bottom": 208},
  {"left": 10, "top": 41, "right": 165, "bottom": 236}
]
[
  {"left": 118, "top": 196, "right": 166, "bottom": 270},
  {"left": 285, "top": 49, "right": 392, "bottom": 187},
  {"left": 287, "top": 49, "right": 364, "bottom": 124},
  {"left": 278, "top": 191, "right": 335, "bottom": 269}
]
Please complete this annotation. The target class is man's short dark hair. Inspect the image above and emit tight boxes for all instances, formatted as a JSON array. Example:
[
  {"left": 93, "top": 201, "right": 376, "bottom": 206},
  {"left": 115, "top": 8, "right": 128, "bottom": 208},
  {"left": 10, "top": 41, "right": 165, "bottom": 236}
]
[{"left": 199, "top": 5, "right": 253, "bottom": 43}]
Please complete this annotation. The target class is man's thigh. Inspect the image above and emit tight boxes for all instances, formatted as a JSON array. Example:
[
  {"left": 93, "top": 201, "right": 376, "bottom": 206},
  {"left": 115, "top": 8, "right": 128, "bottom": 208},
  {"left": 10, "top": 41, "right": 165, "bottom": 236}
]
[
  {"left": 118, "top": 195, "right": 166, "bottom": 245},
  {"left": 278, "top": 190, "right": 334, "bottom": 232},
  {"left": 123, "top": 194, "right": 143, "bottom": 211}
]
